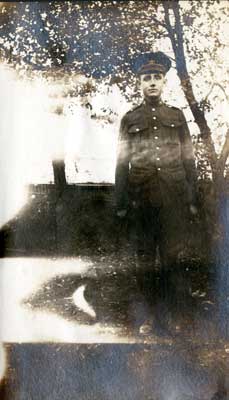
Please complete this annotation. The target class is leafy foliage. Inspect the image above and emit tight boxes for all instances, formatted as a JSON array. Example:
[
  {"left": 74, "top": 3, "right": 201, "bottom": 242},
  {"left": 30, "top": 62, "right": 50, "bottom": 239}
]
[{"left": 0, "top": 1, "right": 228, "bottom": 179}]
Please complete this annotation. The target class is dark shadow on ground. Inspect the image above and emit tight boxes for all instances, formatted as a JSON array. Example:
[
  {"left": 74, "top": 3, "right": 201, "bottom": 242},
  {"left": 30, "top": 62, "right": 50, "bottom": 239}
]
[
  {"left": 0, "top": 183, "right": 211, "bottom": 259},
  {"left": 23, "top": 258, "right": 219, "bottom": 342}
]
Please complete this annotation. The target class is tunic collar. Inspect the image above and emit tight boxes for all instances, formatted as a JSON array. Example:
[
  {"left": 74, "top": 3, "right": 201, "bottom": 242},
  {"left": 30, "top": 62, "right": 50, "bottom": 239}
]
[{"left": 143, "top": 98, "right": 164, "bottom": 109}]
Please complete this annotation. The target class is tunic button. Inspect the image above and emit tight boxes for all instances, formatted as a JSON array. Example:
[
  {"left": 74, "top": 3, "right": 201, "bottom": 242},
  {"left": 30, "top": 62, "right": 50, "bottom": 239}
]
[
  {"left": 156, "top": 146, "right": 160, "bottom": 150},
  {"left": 152, "top": 108, "right": 155, "bottom": 111},
  {"left": 156, "top": 157, "right": 160, "bottom": 161},
  {"left": 153, "top": 116, "right": 156, "bottom": 120},
  {"left": 153, "top": 126, "right": 158, "bottom": 130},
  {"left": 158, "top": 167, "right": 161, "bottom": 171},
  {"left": 154, "top": 136, "right": 159, "bottom": 139},
  {"left": 136, "top": 128, "right": 140, "bottom": 132},
  {"left": 171, "top": 124, "right": 175, "bottom": 127}
]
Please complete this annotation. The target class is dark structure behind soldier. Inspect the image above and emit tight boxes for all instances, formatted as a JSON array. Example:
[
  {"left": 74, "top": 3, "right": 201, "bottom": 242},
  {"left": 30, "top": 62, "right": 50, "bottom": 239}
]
[{"left": 115, "top": 52, "right": 198, "bottom": 331}]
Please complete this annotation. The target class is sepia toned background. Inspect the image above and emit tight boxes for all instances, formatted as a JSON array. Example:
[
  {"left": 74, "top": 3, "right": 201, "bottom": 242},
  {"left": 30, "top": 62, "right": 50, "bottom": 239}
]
[{"left": 0, "top": 1, "right": 229, "bottom": 399}]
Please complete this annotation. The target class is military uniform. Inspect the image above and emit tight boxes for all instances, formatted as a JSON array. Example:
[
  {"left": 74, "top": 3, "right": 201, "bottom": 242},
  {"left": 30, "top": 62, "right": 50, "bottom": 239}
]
[
  {"left": 115, "top": 52, "right": 198, "bottom": 326},
  {"left": 115, "top": 98, "right": 197, "bottom": 268}
]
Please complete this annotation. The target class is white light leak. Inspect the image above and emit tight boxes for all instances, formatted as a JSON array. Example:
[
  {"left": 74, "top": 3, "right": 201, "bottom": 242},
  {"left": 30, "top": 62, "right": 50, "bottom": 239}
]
[
  {"left": 0, "top": 63, "right": 62, "bottom": 227},
  {"left": 72, "top": 284, "right": 96, "bottom": 318},
  {"left": 0, "top": 62, "right": 128, "bottom": 227},
  {"left": 0, "top": 344, "right": 6, "bottom": 382},
  {"left": 0, "top": 64, "right": 28, "bottom": 227},
  {"left": 0, "top": 257, "right": 89, "bottom": 342},
  {"left": 64, "top": 103, "right": 117, "bottom": 184},
  {"left": 0, "top": 257, "right": 130, "bottom": 343},
  {"left": 65, "top": 83, "right": 128, "bottom": 184}
]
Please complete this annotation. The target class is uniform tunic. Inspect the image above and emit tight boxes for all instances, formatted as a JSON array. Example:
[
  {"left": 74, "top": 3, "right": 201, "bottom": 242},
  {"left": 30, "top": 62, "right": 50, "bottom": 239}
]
[{"left": 115, "top": 99, "right": 197, "bottom": 268}]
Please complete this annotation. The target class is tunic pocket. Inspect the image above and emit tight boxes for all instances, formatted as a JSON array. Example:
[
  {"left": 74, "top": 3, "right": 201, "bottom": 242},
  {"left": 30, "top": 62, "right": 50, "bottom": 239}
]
[
  {"left": 160, "top": 119, "right": 184, "bottom": 143},
  {"left": 128, "top": 121, "right": 149, "bottom": 141}
]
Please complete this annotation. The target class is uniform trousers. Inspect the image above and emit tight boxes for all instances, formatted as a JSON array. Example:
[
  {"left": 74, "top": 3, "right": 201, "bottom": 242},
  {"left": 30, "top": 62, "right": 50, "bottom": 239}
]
[{"left": 128, "top": 200, "right": 190, "bottom": 312}]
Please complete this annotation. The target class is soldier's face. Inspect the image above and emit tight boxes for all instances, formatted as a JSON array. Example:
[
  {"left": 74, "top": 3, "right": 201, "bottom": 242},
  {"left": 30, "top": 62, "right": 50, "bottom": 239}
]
[{"left": 140, "top": 72, "right": 166, "bottom": 100}]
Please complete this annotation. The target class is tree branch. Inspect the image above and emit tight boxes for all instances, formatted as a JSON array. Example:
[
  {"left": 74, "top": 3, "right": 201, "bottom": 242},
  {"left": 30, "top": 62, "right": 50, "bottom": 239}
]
[
  {"left": 150, "top": 14, "right": 167, "bottom": 29},
  {"left": 163, "top": 1, "right": 177, "bottom": 53},
  {"left": 162, "top": 0, "right": 218, "bottom": 179},
  {"left": 204, "top": 83, "right": 229, "bottom": 103}
]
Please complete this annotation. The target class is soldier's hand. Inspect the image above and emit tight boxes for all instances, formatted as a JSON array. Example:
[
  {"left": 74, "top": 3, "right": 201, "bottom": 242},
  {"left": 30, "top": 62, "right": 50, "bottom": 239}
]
[
  {"left": 189, "top": 204, "right": 199, "bottom": 225},
  {"left": 189, "top": 204, "right": 198, "bottom": 216},
  {"left": 116, "top": 209, "right": 128, "bottom": 218}
]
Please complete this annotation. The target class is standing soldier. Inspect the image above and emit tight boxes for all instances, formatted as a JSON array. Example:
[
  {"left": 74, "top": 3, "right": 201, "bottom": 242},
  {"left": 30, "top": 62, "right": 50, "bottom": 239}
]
[{"left": 115, "top": 51, "right": 198, "bottom": 334}]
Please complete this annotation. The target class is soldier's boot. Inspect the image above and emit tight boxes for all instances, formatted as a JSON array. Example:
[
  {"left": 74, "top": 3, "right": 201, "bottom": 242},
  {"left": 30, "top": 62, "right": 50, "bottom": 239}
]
[
  {"left": 134, "top": 259, "right": 173, "bottom": 337},
  {"left": 130, "top": 255, "right": 156, "bottom": 335},
  {"left": 150, "top": 269, "right": 174, "bottom": 337}
]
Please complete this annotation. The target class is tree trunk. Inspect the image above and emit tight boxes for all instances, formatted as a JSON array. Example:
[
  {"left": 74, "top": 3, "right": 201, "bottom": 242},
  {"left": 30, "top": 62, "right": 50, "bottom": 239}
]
[
  {"left": 163, "top": 1, "right": 218, "bottom": 181},
  {"left": 52, "top": 160, "right": 67, "bottom": 188},
  {"left": 163, "top": 0, "right": 229, "bottom": 338}
]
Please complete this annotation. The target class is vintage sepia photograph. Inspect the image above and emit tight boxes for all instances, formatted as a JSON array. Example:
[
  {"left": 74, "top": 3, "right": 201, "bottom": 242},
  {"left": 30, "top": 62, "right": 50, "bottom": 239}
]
[{"left": 0, "top": 1, "right": 229, "bottom": 398}]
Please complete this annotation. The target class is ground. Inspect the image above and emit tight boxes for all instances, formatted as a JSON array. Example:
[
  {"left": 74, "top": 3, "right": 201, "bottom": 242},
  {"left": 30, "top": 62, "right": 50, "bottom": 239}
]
[{"left": 0, "top": 184, "right": 228, "bottom": 399}]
